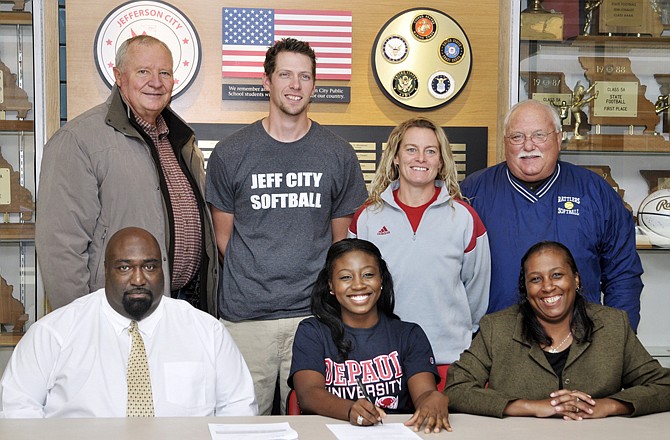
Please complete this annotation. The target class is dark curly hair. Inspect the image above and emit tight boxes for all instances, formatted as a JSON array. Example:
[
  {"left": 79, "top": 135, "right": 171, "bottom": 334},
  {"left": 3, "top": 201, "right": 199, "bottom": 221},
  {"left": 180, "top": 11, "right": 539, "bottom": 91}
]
[
  {"left": 311, "top": 239, "right": 398, "bottom": 361},
  {"left": 263, "top": 38, "right": 317, "bottom": 79},
  {"left": 518, "top": 241, "right": 594, "bottom": 347}
]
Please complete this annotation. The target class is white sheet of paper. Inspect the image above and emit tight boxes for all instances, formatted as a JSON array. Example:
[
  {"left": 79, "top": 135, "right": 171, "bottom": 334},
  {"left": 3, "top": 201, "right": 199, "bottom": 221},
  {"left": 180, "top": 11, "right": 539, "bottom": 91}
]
[
  {"left": 208, "top": 422, "right": 298, "bottom": 440},
  {"left": 326, "top": 423, "right": 423, "bottom": 440}
]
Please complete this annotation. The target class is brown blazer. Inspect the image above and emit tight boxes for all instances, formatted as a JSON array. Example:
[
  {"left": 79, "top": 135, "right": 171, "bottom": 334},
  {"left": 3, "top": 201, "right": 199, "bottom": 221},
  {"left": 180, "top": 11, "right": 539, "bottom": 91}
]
[{"left": 446, "top": 303, "right": 670, "bottom": 417}]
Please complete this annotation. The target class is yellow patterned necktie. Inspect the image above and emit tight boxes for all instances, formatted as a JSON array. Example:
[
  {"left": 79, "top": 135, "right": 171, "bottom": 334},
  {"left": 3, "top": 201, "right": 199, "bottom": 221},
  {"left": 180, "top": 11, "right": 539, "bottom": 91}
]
[{"left": 126, "top": 320, "right": 155, "bottom": 417}]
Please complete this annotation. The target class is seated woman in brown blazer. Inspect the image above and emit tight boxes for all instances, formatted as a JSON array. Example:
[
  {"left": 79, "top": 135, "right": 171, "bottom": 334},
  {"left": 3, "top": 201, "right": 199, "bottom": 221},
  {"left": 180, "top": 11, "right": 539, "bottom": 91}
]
[{"left": 446, "top": 241, "right": 670, "bottom": 419}]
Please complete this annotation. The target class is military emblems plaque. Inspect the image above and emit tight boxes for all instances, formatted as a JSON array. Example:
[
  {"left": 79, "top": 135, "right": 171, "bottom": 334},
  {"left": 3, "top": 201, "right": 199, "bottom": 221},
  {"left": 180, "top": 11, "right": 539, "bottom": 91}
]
[{"left": 372, "top": 8, "right": 472, "bottom": 110}]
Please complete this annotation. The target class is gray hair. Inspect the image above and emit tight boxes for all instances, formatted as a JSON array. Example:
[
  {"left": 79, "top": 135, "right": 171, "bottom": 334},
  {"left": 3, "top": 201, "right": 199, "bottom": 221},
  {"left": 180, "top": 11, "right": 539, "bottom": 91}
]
[
  {"left": 503, "top": 99, "right": 562, "bottom": 134},
  {"left": 115, "top": 35, "right": 173, "bottom": 70}
]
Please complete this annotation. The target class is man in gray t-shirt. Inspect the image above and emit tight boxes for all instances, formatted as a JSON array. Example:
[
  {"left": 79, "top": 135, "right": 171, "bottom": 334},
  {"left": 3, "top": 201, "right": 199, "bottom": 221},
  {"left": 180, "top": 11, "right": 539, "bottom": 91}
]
[{"left": 206, "top": 38, "right": 367, "bottom": 415}]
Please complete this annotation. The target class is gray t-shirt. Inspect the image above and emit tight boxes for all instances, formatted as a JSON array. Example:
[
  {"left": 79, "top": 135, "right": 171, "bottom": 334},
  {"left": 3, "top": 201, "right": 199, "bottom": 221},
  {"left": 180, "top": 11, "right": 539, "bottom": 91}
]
[{"left": 206, "top": 120, "right": 368, "bottom": 321}]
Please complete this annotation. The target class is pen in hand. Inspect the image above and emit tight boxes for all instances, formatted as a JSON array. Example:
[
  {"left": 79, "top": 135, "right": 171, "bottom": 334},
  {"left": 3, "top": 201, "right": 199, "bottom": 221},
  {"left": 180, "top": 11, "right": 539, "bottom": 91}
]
[{"left": 355, "top": 377, "right": 383, "bottom": 424}]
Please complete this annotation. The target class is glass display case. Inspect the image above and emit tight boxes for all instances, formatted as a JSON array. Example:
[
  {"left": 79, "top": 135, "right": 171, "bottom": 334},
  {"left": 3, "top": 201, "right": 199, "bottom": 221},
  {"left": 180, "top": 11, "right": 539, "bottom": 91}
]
[
  {"left": 515, "top": 0, "right": 670, "bottom": 248},
  {"left": 512, "top": 0, "right": 670, "bottom": 359},
  {"left": 0, "top": 1, "right": 36, "bottom": 347}
]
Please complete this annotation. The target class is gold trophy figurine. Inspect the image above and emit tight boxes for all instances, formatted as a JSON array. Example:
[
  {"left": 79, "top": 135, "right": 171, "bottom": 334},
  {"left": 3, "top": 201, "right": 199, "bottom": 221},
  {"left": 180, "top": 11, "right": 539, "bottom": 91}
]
[
  {"left": 656, "top": 94, "right": 670, "bottom": 134},
  {"left": 522, "top": 0, "right": 550, "bottom": 13},
  {"left": 552, "top": 100, "right": 570, "bottom": 143},
  {"left": 655, "top": 94, "right": 670, "bottom": 114},
  {"left": 570, "top": 81, "right": 599, "bottom": 140},
  {"left": 583, "top": 0, "right": 603, "bottom": 35}
]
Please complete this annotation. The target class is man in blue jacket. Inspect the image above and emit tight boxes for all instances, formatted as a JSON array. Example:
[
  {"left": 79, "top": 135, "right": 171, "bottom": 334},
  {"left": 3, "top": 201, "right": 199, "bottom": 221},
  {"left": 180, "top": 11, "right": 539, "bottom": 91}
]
[{"left": 460, "top": 99, "right": 643, "bottom": 330}]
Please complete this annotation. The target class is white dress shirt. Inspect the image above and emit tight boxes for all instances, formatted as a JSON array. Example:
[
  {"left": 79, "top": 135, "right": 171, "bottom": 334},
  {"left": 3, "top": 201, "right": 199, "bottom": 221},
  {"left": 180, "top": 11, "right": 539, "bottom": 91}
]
[{"left": 0, "top": 289, "right": 258, "bottom": 418}]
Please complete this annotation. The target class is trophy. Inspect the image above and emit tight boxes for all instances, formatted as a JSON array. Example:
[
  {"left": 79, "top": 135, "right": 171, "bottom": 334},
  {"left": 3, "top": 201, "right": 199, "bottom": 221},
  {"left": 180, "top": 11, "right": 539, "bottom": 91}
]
[
  {"left": 597, "top": 0, "right": 663, "bottom": 36},
  {"left": 567, "top": 81, "right": 598, "bottom": 140},
  {"left": 661, "top": 0, "right": 670, "bottom": 26},
  {"left": 563, "top": 57, "right": 669, "bottom": 152},
  {"left": 520, "top": 0, "right": 564, "bottom": 41},
  {"left": 522, "top": 0, "right": 551, "bottom": 13},
  {"left": 657, "top": 95, "right": 670, "bottom": 114},
  {"left": 582, "top": 0, "right": 603, "bottom": 35},
  {"left": 553, "top": 100, "right": 570, "bottom": 142},
  {"left": 655, "top": 74, "right": 670, "bottom": 134}
]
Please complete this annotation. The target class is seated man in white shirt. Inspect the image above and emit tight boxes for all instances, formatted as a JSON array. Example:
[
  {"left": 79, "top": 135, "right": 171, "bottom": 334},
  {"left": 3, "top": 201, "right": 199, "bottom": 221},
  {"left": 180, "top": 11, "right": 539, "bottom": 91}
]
[{"left": 0, "top": 227, "right": 258, "bottom": 418}]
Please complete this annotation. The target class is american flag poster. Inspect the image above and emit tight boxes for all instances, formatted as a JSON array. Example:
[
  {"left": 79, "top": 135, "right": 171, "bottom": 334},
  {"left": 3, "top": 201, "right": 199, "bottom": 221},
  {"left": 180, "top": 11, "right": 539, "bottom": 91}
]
[{"left": 222, "top": 8, "right": 352, "bottom": 81}]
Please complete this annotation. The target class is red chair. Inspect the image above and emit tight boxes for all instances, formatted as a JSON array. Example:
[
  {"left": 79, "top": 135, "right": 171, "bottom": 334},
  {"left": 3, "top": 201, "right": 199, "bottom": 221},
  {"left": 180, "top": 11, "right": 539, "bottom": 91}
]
[
  {"left": 287, "top": 389, "right": 301, "bottom": 415},
  {"left": 436, "top": 364, "right": 450, "bottom": 392}
]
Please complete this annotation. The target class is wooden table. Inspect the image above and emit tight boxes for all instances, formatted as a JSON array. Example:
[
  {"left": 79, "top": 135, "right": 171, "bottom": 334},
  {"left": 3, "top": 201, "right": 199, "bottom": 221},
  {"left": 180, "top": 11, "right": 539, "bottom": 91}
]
[{"left": 0, "top": 412, "right": 668, "bottom": 439}]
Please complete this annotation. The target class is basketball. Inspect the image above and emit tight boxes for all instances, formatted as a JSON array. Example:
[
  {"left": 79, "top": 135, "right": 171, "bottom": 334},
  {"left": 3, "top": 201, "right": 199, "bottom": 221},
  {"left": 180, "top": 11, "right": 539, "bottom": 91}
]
[{"left": 637, "top": 189, "right": 670, "bottom": 248}]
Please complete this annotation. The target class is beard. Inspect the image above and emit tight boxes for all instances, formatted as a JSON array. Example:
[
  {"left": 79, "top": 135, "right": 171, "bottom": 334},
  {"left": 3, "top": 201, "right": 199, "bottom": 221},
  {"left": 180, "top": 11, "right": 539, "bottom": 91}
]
[
  {"left": 274, "top": 93, "right": 311, "bottom": 117},
  {"left": 122, "top": 288, "right": 154, "bottom": 321}
]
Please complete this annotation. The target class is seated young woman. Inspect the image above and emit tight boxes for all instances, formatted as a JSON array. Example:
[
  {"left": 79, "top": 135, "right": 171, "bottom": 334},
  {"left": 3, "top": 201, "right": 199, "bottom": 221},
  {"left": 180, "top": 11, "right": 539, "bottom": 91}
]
[
  {"left": 288, "top": 238, "right": 451, "bottom": 433},
  {"left": 446, "top": 240, "right": 670, "bottom": 419}
]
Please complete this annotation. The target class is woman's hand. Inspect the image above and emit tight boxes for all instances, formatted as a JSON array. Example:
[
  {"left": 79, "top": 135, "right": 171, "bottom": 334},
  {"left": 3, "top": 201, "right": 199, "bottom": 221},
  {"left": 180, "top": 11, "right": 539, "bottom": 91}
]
[
  {"left": 505, "top": 389, "right": 594, "bottom": 418},
  {"left": 505, "top": 390, "right": 634, "bottom": 420},
  {"left": 347, "top": 399, "right": 386, "bottom": 426},
  {"left": 404, "top": 390, "right": 452, "bottom": 433},
  {"left": 549, "top": 389, "right": 595, "bottom": 420},
  {"left": 550, "top": 390, "right": 633, "bottom": 420}
]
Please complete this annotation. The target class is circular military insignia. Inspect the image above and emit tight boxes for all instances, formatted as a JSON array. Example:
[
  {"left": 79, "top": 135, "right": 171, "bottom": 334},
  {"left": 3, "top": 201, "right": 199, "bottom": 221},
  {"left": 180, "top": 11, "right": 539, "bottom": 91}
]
[
  {"left": 94, "top": 0, "right": 201, "bottom": 99},
  {"left": 382, "top": 35, "right": 409, "bottom": 63},
  {"left": 371, "top": 8, "right": 472, "bottom": 110},
  {"left": 428, "top": 72, "right": 454, "bottom": 100},
  {"left": 392, "top": 71, "right": 419, "bottom": 98},
  {"left": 411, "top": 14, "right": 437, "bottom": 41},
  {"left": 439, "top": 38, "right": 465, "bottom": 64}
]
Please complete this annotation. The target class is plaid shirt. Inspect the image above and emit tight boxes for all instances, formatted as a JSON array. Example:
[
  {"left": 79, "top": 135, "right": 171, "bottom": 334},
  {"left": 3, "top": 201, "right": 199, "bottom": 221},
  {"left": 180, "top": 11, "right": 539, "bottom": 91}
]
[{"left": 134, "top": 114, "right": 202, "bottom": 290}]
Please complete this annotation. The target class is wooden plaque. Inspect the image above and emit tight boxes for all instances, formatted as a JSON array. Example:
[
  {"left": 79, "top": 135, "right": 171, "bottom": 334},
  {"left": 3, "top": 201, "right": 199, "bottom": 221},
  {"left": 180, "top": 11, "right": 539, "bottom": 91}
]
[
  {"left": 0, "top": 275, "right": 27, "bottom": 334},
  {"left": 579, "top": 57, "right": 658, "bottom": 132},
  {"left": 640, "top": 170, "right": 670, "bottom": 194},
  {"left": 0, "top": 148, "right": 34, "bottom": 222},
  {"left": 0, "top": 59, "right": 31, "bottom": 119},
  {"left": 583, "top": 164, "right": 633, "bottom": 213},
  {"left": 598, "top": 0, "right": 663, "bottom": 36},
  {"left": 520, "top": 11, "right": 564, "bottom": 41},
  {"left": 521, "top": 71, "right": 571, "bottom": 94}
]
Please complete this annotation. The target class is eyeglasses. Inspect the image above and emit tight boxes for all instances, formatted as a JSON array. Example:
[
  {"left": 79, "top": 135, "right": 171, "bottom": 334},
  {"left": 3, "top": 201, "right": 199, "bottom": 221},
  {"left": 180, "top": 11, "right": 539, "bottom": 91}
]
[{"left": 505, "top": 131, "right": 556, "bottom": 145}]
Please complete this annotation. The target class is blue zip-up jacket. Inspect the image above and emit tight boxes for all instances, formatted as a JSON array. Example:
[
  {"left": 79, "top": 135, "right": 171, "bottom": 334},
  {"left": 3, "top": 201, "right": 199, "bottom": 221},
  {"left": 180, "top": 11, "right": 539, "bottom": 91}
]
[{"left": 460, "top": 161, "right": 643, "bottom": 330}]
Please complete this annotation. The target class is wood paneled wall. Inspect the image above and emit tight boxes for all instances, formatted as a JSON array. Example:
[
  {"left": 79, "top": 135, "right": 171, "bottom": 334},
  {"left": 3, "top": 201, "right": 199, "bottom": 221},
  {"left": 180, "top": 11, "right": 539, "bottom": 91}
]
[{"left": 66, "top": 0, "right": 506, "bottom": 162}]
